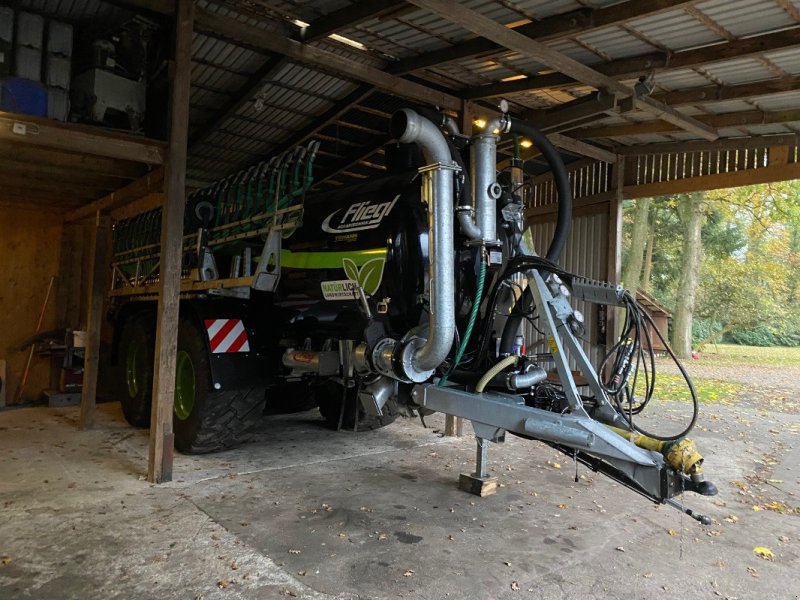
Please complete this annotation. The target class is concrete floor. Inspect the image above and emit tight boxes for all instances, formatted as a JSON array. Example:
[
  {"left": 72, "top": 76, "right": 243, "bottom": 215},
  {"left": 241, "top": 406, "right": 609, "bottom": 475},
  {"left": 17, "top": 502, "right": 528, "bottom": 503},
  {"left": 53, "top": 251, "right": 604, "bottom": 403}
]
[{"left": 0, "top": 399, "right": 798, "bottom": 600}]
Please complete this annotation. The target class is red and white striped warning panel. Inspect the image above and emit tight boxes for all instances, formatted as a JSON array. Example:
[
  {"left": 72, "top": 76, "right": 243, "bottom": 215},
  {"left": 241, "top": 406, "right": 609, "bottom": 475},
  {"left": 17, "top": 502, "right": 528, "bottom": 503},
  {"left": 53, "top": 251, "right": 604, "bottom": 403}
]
[{"left": 204, "top": 319, "right": 250, "bottom": 353}]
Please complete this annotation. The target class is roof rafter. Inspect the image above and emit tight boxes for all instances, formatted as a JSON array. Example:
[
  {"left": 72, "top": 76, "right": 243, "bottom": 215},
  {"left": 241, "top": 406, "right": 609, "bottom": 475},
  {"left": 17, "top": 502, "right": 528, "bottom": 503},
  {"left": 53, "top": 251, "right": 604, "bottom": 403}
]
[
  {"left": 303, "top": 0, "right": 401, "bottom": 43},
  {"left": 463, "top": 27, "right": 800, "bottom": 99},
  {"left": 652, "top": 75, "right": 800, "bottom": 106},
  {"left": 118, "top": 0, "right": 461, "bottom": 110},
  {"left": 405, "top": 0, "right": 717, "bottom": 141},
  {"left": 574, "top": 108, "right": 800, "bottom": 138},
  {"left": 391, "top": 0, "right": 694, "bottom": 75},
  {"left": 189, "top": 55, "right": 287, "bottom": 150}
]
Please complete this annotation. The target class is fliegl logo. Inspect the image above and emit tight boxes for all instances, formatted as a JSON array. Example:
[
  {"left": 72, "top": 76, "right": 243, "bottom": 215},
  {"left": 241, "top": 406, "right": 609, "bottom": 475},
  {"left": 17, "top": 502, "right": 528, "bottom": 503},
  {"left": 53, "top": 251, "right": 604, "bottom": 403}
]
[{"left": 321, "top": 195, "right": 399, "bottom": 234}]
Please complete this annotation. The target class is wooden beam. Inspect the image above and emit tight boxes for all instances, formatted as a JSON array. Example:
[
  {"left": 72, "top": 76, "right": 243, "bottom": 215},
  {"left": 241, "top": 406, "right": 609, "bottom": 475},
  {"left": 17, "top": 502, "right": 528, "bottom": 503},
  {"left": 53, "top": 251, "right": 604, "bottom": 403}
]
[
  {"left": 189, "top": 55, "right": 286, "bottom": 149},
  {"left": 0, "top": 197, "right": 74, "bottom": 211},
  {"left": 0, "top": 142, "right": 147, "bottom": 179},
  {"left": 463, "top": 27, "right": 800, "bottom": 98},
  {"left": 625, "top": 161, "right": 800, "bottom": 198},
  {"left": 315, "top": 136, "right": 389, "bottom": 186},
  {"left": 2, "top": 174, "right": 117, "bottom": 197},
  {"left": 303, "top": 0, "right": 401, "bottom": 43},
  {"left": 575, "top": 108, "right": 800, "bottom": 138},
  {"left": 406, "top": 0, "right": 716, "bottom": 140},
  {"left": 148, "top": 0, "right": 193, "bottom": 484},
  {"left": 521, "top": 92, "right": 620, "bottom": 132},
  {"left": 200, "top": 11, "right": 461, "bottom": 110},
  {"left": 120, "top": 0, "right": 461, "bottom": 110},
  {"left": 1, "top": 186, "right": 91, "bottom": 204},
  {"left": 614, "top": 134, "right": 800, "bottom": 156},
  {"left": 606, "top": 158, "right": 624, "bottom": 347},
  {"left": 548, "top": 133, "right": 617, "bottom": 163},
  {"left": 110, "top": 193, "right": 166, "bottom": 222},
  {"left": 64, "top": 169, "right": 164, "bottom": 222},
  {"left": 407, "top": 0, "right": 633, "bottom": 95},
  {"left": 652, "top": 75, "right": 800, "bottom": 106},
  {"left": 391, "top": 0, "right": 693, "bottom": 74},
  {"left": 0, "top": 158, "right": 142, "bottom": 189},
  {"left": 0, "top": 112, "right": 165, "bottom": 164},
  {"left": 79, "top": 213, "right": 112, "bottom": 430}
]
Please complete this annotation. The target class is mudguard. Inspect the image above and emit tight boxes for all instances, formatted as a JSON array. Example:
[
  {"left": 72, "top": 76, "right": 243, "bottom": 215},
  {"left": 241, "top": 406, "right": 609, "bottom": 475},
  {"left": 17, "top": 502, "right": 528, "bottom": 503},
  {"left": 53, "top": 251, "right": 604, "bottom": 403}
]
[{"left": 180, "top": 297, "right": 275, "bottom": 392}]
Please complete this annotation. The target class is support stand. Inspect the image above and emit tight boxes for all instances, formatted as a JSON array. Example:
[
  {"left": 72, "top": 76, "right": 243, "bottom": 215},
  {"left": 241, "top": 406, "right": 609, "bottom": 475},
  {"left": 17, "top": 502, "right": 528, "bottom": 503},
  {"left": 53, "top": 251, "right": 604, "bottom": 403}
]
[{"left": 458, "top": 436, "right": 498, "bottom": 496}]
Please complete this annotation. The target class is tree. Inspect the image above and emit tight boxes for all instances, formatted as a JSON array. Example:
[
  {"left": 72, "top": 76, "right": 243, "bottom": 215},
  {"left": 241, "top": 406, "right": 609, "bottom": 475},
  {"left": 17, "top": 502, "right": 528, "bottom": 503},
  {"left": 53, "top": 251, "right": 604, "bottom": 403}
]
[
  {"left": 621, "top": 197, "right": 652, "bottom": 291},
  {"left": 671, "top": 193, "right": 705, "bottom": 358},
  {"left": 621, "top": 180, "right": 800, "bottom": 350}
]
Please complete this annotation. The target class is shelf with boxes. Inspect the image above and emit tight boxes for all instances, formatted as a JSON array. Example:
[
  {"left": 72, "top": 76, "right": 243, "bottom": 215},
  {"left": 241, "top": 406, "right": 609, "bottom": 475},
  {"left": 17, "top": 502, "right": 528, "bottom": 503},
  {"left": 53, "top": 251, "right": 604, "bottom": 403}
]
[{"left": 0, "top": 8, "right": 73, "bottom": 122}]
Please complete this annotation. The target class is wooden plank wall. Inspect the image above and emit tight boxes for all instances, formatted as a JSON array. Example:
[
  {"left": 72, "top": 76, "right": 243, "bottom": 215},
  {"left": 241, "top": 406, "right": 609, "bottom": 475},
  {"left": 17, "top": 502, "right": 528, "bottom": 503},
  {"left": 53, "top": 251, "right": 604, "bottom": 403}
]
[
  {"left": 0, "top": 205, "right": 64, "bottom": 403},
  {"left": 527, "top": 142, "right": 800, "bottom": 218}
]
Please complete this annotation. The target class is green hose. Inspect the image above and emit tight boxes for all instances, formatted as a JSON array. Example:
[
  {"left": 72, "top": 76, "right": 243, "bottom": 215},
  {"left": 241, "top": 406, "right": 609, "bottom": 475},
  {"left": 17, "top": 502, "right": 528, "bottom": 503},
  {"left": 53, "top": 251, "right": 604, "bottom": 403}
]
[{"left": 439, "top": 257, "right": 487, "bottom": 386}]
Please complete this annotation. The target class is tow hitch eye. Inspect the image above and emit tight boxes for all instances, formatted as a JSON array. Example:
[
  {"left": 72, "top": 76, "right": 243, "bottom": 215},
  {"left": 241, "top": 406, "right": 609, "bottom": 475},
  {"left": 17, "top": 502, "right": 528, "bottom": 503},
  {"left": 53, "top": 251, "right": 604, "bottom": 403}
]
[{"left": 608, "top": 427, "right": 718, "bottom": 498}]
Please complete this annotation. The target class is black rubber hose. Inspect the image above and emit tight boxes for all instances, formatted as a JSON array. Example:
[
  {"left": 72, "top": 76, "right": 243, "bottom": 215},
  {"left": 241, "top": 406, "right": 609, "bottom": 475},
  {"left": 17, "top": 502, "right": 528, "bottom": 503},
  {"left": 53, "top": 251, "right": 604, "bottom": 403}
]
[
  {"left": 499, "top": 119, "right": 573, "bottom": 355},
  {"left": 506, "top": 118, "right": 572, "bottom": 263}
]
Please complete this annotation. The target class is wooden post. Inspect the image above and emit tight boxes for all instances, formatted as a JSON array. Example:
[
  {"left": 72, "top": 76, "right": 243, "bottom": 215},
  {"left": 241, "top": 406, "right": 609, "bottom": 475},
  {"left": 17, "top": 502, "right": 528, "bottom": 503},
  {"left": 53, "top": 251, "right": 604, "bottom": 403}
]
[
  {"left": 79, "top": 213, "right": 111, "bottom": 429},
  {"left": 605, "top": 156, "right": 624, "bottom": 351},
  {"left": 148, "top": 0, "right": 193, "bottom": 484}
]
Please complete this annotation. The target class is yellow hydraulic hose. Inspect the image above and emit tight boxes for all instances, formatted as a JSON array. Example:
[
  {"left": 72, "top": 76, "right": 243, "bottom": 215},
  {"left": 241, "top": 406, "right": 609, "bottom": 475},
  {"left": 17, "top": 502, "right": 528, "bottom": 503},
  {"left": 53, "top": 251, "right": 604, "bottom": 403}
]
[{"left": 475, "top": 355, "right": 519, "bottom": 393}]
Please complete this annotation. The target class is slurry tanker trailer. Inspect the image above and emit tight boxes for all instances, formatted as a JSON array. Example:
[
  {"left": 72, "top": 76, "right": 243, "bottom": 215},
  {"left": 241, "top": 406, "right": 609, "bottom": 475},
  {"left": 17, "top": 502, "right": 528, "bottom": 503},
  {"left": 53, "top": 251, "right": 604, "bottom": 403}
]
[{"left": 109, "top": 106, "right": 716, "bottom": 521}]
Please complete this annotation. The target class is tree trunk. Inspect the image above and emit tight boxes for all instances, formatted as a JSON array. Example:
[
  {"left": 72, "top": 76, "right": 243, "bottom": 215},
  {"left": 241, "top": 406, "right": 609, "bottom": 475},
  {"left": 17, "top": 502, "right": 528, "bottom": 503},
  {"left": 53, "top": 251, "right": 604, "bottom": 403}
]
[
  {"left": 671, "top": 193, "right": 705, "bottom": 358},
  {"left": 622, "top": 197, "right": 652, "bottom": 291},
  {"left": 641, "top": 228, "right": 654, "bottom": 292}
]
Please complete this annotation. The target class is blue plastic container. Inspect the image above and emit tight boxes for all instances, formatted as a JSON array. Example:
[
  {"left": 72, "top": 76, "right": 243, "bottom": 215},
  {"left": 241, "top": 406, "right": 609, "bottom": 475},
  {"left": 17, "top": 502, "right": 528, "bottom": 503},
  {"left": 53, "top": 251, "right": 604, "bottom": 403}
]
[{"left": 0, "top": 77, "right": 48, "bottom": 116}]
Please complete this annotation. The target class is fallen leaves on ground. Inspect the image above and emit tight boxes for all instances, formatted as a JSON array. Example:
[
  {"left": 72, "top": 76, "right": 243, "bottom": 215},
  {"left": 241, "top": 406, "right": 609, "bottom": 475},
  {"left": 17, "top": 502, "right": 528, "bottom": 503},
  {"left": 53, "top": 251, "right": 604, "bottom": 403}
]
[{"left": 753, "top": 547, "right": 775, "bottom": 560}]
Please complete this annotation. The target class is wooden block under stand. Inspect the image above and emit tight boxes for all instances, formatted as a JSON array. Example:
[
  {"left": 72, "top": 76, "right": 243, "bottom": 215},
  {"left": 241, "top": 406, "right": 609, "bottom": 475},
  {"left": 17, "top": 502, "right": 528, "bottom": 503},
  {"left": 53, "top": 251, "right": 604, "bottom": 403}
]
[{"left": 459, "top": 473, "right": 498, "bottom": 497}]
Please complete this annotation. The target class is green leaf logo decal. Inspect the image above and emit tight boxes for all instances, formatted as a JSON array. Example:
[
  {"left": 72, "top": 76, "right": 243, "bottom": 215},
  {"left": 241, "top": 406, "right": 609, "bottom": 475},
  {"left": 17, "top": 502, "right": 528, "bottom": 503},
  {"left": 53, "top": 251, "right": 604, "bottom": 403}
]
[
  {"left": 341, "top": 256, "right": 385, "bottom": 296},
  {"left": 342, "top": 257, "right": 359, "bottom": 283},
  {"left": 357, "top": 258, "right": 385, "bottom": 296}
]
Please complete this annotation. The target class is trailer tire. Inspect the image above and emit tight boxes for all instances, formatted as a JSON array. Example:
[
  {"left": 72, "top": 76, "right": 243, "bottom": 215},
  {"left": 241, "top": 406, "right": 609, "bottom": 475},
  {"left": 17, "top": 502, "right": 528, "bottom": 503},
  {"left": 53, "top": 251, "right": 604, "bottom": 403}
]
[
  {"left": 316, "top": 380, "right": 396, "bottom": 431},
  {"left": 173, "top": 317, "right": 265, "bottom": 454},
  {"left": 117, "top": 314, "right": 155, "bottom": 428}
]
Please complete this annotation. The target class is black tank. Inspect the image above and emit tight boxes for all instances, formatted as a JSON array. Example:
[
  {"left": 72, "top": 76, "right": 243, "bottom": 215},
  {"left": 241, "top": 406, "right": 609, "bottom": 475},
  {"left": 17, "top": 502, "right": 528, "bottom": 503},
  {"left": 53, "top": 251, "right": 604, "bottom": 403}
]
[{"left": 277, "top": 172, "right": 428, "bottom": 338}]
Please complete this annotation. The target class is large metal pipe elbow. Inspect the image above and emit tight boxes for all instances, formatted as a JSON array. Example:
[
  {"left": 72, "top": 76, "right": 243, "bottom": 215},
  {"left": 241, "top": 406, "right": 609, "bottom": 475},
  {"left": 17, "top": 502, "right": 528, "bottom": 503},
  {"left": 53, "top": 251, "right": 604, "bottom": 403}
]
[
  {"left": 390, "top": 109, "right": 456, "bottom": 376},
  {"left": 391, "top": 108, "right": 451, "bottom": 165}
]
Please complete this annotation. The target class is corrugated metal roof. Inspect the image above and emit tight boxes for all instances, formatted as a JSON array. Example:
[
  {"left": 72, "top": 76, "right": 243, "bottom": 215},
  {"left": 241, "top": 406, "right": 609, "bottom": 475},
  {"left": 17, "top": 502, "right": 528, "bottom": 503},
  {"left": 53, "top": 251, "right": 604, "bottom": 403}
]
[
  {"left": 626, "top": 10, "right": 724, "bottom": 51},
  {"left": 655, "top": 69, "right": 715, "bottom": 90},
  {"left": 699, "top": 58, "right": 775, "bottom": 85},
  {"left": 14, "top": 0, "right": 800, "bottom": 188},
  {"left": 575, "top": 26, "right": 657, "bottom": 60},
  {"left": 702, "top": 99, "right": 761, "bottom": 114},
  {"left": 17, "top": 0, "right": 131, "bottom": 21},
  {"left": 695, "top": 0, "right": 796, "bottom": 39},
  {"left": 753, "top": 89, "right": 800, "bottom": 110},
  {"left": 763, "top": 46, "right": 800, "bottom": 74}
]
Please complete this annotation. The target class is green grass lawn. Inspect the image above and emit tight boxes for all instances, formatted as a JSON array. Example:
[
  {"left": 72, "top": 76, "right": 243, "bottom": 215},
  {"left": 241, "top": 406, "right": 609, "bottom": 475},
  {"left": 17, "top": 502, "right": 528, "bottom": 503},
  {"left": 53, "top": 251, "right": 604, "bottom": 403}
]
[
  {"left": 634, "top": 373, "right": 743, "bottom": 404},
  {"left": 693, "top": 343, "right": 800, "bottom": 367}
]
